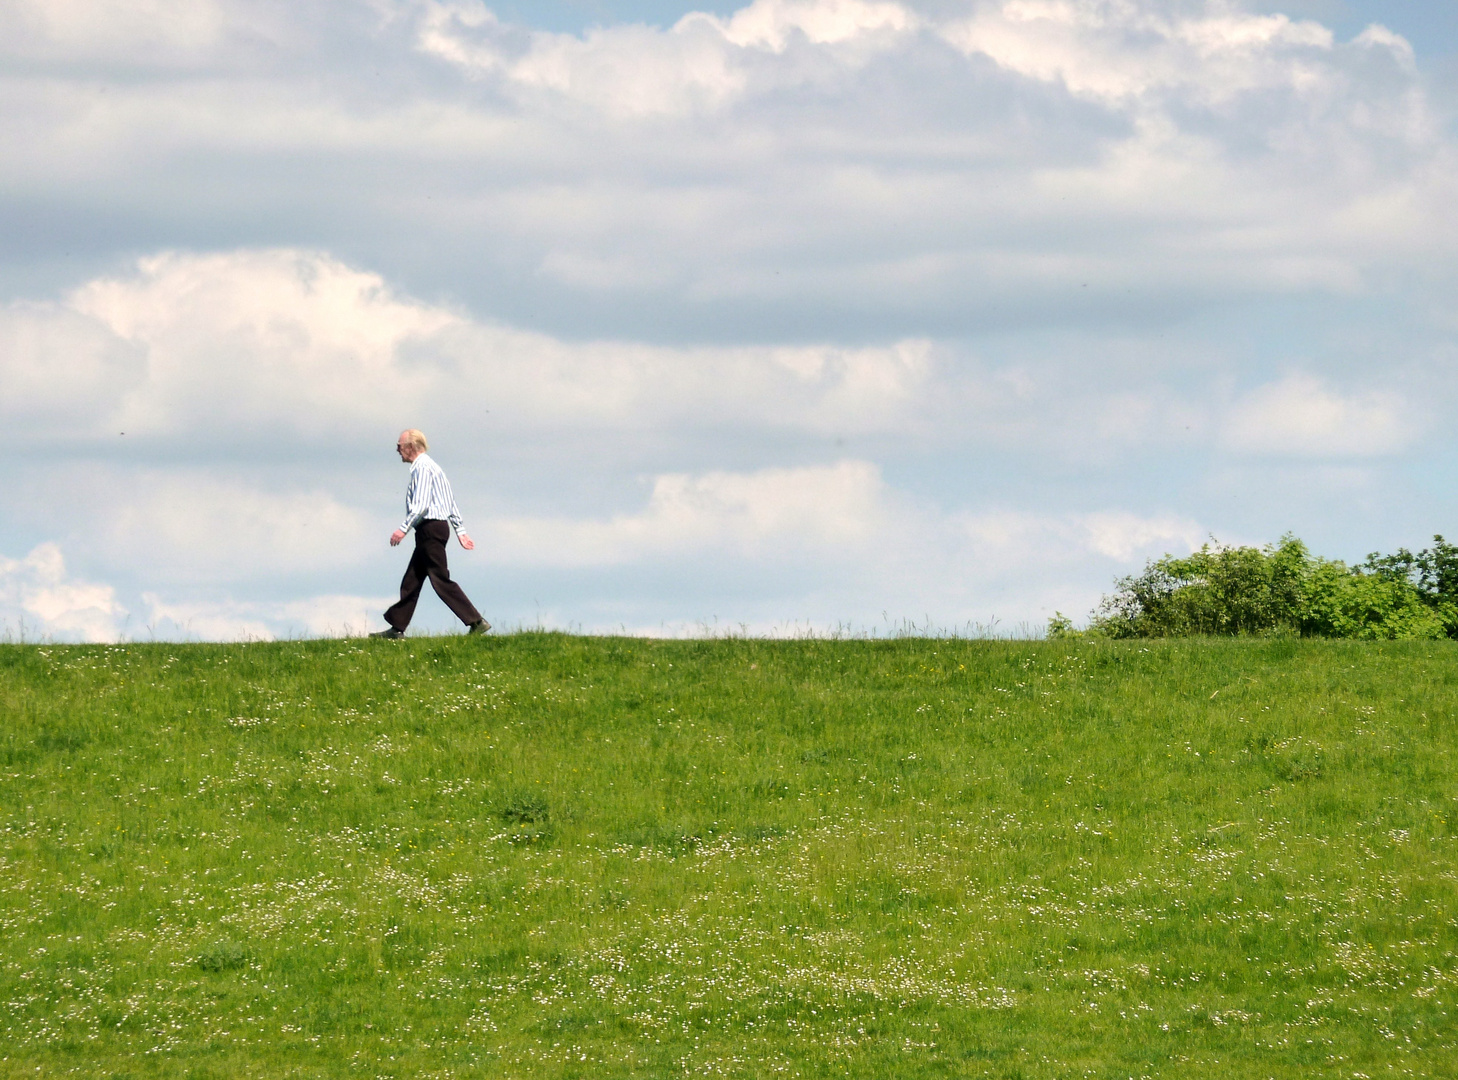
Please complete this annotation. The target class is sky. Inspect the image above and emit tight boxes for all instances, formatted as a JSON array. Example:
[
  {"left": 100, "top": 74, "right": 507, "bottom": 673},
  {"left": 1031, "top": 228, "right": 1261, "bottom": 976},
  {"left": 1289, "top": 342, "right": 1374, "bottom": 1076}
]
[{"left": 2, "top": 0, "right": 1457, "bottom": 641}]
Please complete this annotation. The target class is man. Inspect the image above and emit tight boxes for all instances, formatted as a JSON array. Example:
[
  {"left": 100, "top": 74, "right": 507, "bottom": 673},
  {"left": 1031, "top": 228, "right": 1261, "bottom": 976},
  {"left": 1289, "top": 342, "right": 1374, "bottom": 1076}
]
[{"left": 370, "top": 429, "right": 490, "bottom": 639}]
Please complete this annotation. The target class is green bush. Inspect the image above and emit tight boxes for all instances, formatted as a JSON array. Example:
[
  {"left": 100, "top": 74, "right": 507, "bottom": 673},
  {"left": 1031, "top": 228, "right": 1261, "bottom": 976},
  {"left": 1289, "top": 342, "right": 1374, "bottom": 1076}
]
[
  {"left": 1301, "top": 560, "right": 1446, "bottom": 640},
  {"left": 1083, "top": 533, "right": 1453, "bottom": 640},
  {"left": 1361, "top": 535, "right": 1458, "bottom": 637},
  {"left": 1045, "top": 612, "right": 1080, "bottom": 639}
]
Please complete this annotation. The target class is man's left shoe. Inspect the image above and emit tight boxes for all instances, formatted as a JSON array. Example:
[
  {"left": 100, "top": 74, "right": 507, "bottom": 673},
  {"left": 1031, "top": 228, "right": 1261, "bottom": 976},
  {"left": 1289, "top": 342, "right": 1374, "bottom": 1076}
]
[
  {"left": 466, "top": 619, "right": 491, "bottom": 636},
  {"left": 370, "top": 627, "right": 405, "bottom": 639}
]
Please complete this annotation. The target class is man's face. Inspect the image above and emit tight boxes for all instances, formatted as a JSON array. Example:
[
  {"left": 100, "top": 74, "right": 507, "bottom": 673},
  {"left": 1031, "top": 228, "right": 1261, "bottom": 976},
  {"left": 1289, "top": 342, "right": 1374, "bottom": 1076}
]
[{"left": 396, "top": 433, "right": 416, "bottom": 463}]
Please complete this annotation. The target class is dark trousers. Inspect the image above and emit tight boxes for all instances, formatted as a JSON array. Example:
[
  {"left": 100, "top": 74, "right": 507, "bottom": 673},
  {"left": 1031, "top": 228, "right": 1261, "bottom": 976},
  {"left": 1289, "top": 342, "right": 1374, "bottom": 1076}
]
[{"left": 384, "top": 520, "right": 482, "bottom": 630}]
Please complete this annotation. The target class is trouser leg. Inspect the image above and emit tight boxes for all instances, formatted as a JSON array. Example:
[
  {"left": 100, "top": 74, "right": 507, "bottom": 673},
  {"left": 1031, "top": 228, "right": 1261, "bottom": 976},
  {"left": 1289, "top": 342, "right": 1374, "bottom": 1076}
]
[
  {"left": 417, "top": 522, "right": 483, "bottom": 626},
  {"left": 383, "top": 537, "right": 431, "bottom": 631}
]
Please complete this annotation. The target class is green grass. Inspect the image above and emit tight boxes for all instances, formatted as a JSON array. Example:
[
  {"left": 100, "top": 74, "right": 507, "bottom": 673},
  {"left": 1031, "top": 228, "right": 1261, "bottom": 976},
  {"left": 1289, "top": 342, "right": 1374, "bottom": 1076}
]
[{"left": 1, "top": 634, "right": 1456, "bottom": 1078}]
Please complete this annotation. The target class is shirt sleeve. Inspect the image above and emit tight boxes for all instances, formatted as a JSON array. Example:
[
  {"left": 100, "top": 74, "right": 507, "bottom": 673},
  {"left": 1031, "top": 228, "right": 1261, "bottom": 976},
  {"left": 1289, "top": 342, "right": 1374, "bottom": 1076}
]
[
  {"left": 439, "top": 464, "right": 465, "bottom": 533},
  {"left": 400, "top": 467, "right": 427, "bottom": 533}
]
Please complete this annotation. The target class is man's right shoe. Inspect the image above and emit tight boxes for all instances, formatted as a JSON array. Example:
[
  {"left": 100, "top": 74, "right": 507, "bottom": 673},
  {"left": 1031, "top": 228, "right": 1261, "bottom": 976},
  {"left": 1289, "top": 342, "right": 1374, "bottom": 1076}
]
[
  {"left": 466, "top": 619, "right": 491, "bottom": 636},
  {"left": 370, "top": 627, "right": 405, "bottom": 639}
]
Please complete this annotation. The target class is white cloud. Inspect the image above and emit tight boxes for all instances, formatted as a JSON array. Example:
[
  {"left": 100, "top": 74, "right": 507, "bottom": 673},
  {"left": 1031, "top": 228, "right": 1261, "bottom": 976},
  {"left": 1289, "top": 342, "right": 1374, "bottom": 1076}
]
[
  {"left": 1221, "top": 373, "right": 1415, "bottom": 457},
  {"left": 9, "top": 247, "right": 1440, "bottom": 474},
  {"left": 92, "top": 472, "right": 375, "bottom": 586},
  {"left": 486, "top": 460, "right": 896, "bottom": 566},
  {"left": 0, "top": 301, "right": 144, "bottom": 430},
  {"left": 0, "top": 459, "right": 1203, "bottom": 640},
  {"left": 143, "top": 592, "right": 391, "bottom": 640},
  {"left": 1, "top": 0, "right": 225, "bottom": 55},
  {"left": 476, "top": 459, "right": 1205, "bottom": 627},
  {"left": 1079, "top": 510, "right": 1207, "bottom": 561},
  {"left": 69, "top": 249, "right": 457, "bottom": 440},
  {"left": 413, "top": 0, "right": 1415, "bottom": 125},
  {"left": 10, "top": 457, "right": 1203, "bottom": 639},
  {"left": 940, "top": 0, "right": 1338, "bottom": 104},
  {"left": 417, "top": 0, "right": 917, "bottom": 117},
  {"left": 5, "top": 248, "right": 940, "bottom": 447},
  {"left": 1, "top": 0, "right": 1451, "bottom": 336},
  {"left": 1351, "top": 23, "right": 1414, "bottom": 65},
  {"left": 955, "top": 506, "right": 1204, "bottom": 571},
  {"left": 0, "top": 543, "right": 127, "bottom": 643},
  {"left": 0, "top": 0, "right": 297, "bottom": 66},
  {"left": 419, "top": 5, "right": 750, "bottom": 117},
  {"left": 408, "top": 0, "right": 1430, "bottom": 154},
  {"left": 709, "top": 0, "right": 916, "bottom": 52}
]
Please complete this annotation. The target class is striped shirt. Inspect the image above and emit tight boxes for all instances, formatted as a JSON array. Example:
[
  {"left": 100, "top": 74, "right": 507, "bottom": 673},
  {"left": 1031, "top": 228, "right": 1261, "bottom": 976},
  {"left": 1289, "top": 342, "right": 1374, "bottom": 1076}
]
[{"left": 400, "top": 453, "right": 465, "bottom": 534}]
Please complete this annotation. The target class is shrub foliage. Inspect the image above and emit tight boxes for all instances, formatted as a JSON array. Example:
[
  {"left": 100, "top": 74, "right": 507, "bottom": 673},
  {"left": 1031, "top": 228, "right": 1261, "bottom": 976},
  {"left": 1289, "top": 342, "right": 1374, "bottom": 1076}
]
[{"left": 1084, "top": 534, "right": 1458, "bottom": 639}]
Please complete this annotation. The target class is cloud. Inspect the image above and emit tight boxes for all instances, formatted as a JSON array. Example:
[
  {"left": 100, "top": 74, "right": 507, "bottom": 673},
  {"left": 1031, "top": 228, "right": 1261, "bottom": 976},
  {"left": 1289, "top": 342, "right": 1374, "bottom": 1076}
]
[
  {"left": 954, "top": 507, "right": 1205, "bottom": 574},
  {"left": 5, "top": 247, "right": 1435, "bottom": 476},
  {"left": 1081, "top": 510, "right": 1207, "bottom": 561},
  {"left": 0, "top": 543, "right": 127, "bottom": 642},
  {"left": 716, "top": 0, "right": 915, "bottom": 51},
  {"left": 0, "top": 301, "right": 144, "bottom": 431},
  {"left": 486, "top": 460, "right": 896, "bottom": 566},
  {"left": 0, "top": 0, "right": 297, "bottom": 68},
  {"left": 142, "top": 592, "right": 392, "bottom": 640},
  {"left": 940, "top": 1, "right": 1338, "bottom": 104},
  {"left": 415, "top": 0, "right": 1414, "bottom": 125},
  {"left": 1221, "top": 373, "right": 1415, "bottom": 457},
  {"left": 68, "top": 249, "right": 458, "bottom": 441},
  {"left": 82, "top": 471, "right": 376, "bottom": 586},
  {"left": 406, "top": 0, "right": 1452, "bottom": 325},
  {"left": 1, "top": 0, "right": 226, "bottom": 57},
  {"left": 1, "top": 0, "right": 1452, "bottom": 344},
  {"left": 476, "top": 459, "right": 1205, "bottom": 627},
  {"left": 418, "top": 5, "right": 750, "bottom": 117},
  {"left": 417, "top": 0, "right": 918, "bottom": 117},
  {"left": 5, "top": 248, "right": 943, "bottom": 449},
  {"left": 0, "top": 459, "right": 1205, "bottom": 641}
]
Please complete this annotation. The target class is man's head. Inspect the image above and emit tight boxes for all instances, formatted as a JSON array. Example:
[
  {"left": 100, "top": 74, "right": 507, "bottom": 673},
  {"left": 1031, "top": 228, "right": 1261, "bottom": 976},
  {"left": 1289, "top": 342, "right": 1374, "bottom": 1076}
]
[{"left": 396, "top": 429, "right": 428, "bottom": 463}]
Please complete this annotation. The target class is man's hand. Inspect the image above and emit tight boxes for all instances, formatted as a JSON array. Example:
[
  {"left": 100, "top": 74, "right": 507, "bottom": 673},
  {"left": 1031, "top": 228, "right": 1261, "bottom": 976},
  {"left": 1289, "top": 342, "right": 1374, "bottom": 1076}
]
[
  {"left": 390, "top": 529, "right": 407, "bottom": 547},
  {"left": 459, "top": 532, "right": 475, "bottom": 551}
]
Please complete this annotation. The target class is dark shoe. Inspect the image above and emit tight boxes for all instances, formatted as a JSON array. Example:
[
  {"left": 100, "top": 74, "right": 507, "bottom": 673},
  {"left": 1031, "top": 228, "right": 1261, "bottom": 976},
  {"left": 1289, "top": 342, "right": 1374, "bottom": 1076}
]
[
  {"left": 466, "top": 619, "right": 491, "bottom": 636},
  {"left": 370, "top": 627, "right": 405, "bottom": 639}
]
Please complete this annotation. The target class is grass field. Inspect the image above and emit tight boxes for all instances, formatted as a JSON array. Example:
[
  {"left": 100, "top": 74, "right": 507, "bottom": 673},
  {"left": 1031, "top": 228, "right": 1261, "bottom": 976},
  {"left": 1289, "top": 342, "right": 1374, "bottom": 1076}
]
[{"left": 1, "top": 634, "right": 1455, "bottom": 1079}]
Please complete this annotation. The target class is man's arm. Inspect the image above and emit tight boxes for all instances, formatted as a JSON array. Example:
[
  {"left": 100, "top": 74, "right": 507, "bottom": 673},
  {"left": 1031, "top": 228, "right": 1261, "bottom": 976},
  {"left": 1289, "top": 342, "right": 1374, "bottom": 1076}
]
[
  {"left": 447, "top": 500, "right": 474, "bottom": 550},
  {"left": 393, "top": 466, "right": 425, "bottom": 545}
]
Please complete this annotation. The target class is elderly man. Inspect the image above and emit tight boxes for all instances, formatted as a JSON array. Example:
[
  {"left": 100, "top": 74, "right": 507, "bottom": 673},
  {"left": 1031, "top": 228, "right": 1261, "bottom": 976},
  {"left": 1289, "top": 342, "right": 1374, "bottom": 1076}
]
[{"left": 371, "top": 429, "right": 489, "bottom": 639}]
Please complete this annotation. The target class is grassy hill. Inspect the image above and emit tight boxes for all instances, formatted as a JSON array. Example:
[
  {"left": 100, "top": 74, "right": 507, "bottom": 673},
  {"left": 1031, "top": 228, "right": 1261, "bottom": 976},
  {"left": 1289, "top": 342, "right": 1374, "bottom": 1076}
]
[{"left": 1, "top": 634, "right": 1455, "bottom": 1078}]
